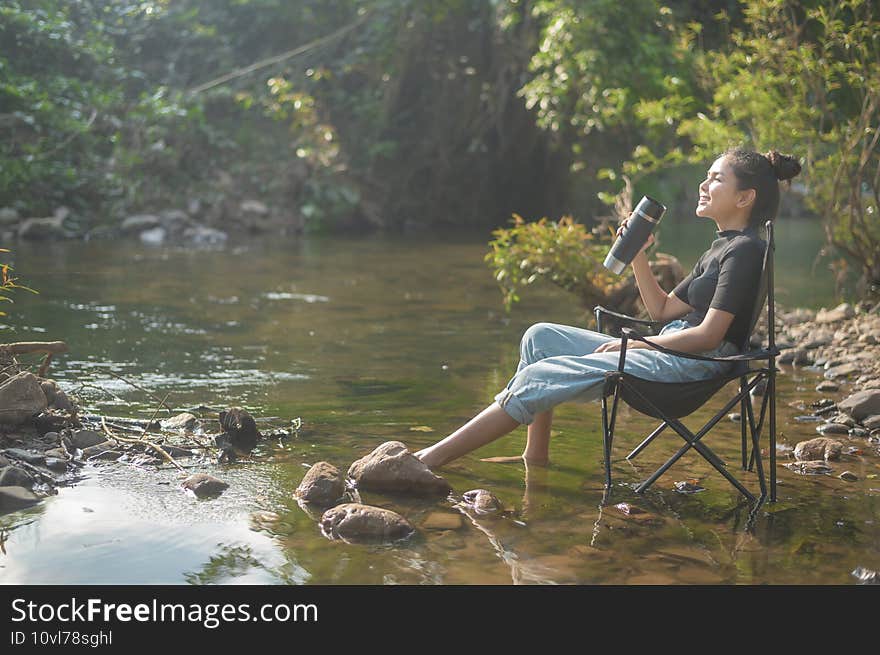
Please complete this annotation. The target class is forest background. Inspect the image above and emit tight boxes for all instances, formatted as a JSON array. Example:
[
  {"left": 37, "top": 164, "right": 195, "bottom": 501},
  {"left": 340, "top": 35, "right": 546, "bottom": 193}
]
[{"left": 1, "top": 0, "right": 877, "bottom": 301}]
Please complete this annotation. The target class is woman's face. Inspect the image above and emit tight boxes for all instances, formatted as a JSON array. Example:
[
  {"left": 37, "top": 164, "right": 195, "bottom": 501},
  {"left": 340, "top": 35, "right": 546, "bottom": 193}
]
[{"left": 696, "top": 155, "right": 751, "bottom": 222}]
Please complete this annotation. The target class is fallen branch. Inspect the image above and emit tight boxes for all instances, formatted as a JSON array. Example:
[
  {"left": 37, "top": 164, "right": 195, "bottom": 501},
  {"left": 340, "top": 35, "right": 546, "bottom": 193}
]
[
  {"left": 0, "top": 341, "right": 68, "bottom": 356},
  {"left": 100, "top": 416, "right": 184, "bottom": 473}
]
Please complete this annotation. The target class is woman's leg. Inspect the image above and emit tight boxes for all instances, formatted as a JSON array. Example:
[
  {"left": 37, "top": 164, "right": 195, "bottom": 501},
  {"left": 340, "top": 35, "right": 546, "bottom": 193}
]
[
  {"left": 523, "top": 409, "right": 553, "bottom": 464},
  {"left": 414, "top": 402, "right": 520, "bottom": 469},
  {"left": 416, "top": 323, "right": 613, "bottom": 469}
]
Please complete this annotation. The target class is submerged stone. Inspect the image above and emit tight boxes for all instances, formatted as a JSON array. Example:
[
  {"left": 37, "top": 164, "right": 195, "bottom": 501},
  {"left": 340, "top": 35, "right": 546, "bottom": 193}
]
[
  {"left": 181, "top": 473, "right": 229, "bottom": 498},
  {"left": 461, "top": 489, "right": 502, "bottom": 514},
  {"left": 784, "top": 460, "right": 833, "bottom": 475},
  {"left": 320, "top": 503, "right": 414, "bottom": 543}
]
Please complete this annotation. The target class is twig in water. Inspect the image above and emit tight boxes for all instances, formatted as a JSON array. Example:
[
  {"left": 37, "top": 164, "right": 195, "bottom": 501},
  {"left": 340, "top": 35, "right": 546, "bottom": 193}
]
[
  {"left": 103, "top": 370, "right": 173, "bottom": 414},
  {"left": 76, "top": 382, "right": 127, "bottom": 404},
  {"left": 100, "top": 407, "right": 185, "bottom": 473}
]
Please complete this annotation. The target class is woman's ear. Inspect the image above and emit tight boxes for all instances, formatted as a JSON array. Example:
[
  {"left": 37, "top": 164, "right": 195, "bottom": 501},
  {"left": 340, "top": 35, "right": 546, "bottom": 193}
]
[{"left": 736, "top": 188, "right": 756, "bottom": 209}]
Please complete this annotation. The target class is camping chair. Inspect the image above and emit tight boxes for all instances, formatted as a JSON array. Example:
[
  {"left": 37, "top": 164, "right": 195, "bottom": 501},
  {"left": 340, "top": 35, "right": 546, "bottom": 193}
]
[{"left": 594, "top": 220, "right": 779, "bottom": 503}]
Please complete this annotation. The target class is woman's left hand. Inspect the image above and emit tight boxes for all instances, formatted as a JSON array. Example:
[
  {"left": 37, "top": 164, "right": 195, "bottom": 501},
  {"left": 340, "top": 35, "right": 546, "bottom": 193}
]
[{"left": 595, "top": 339, "right": 646, "bottom": 353}]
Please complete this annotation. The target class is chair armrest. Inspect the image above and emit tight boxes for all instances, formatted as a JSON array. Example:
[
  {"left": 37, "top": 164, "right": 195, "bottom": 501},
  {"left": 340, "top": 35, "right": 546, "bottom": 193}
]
[
  {"left": 620, "top": 327, "right": 780, "bottom": 363},
  {"left": 594, "top": 305, "right": 661, "bottom": 328}
]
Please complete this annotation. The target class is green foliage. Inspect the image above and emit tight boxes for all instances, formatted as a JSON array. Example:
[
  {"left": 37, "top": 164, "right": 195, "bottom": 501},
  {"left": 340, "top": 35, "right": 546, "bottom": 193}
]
[
  {"left": 485, "top": 214, "right": 618, "bottom": 311},
  {"left": 0, "top": 249, "right": 37, "bottom": 323},
  {"left": 614, "top": 0, "right": 880, "bottom": 295}
]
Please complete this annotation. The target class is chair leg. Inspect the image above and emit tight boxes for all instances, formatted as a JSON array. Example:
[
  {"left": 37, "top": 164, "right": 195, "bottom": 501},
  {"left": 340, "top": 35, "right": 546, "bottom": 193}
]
[
  {"left": 636, "top": 418, "right": 756, "bottom": 502},
  {"left": 626, "top": 422, "right": 667, "bottom": 461},
  {"left": 769, "top": 367, "right": 777, "bottom": 502},
  {"left": 740, "top": 378, "right": 748, "bottom": 470},
  {"left": 601, "top": 395, "right": 612, "bottom": 491}
]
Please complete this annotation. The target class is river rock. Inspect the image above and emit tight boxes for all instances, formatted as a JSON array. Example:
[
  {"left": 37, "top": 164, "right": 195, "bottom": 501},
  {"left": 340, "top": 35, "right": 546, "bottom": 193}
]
[
  {"left": 295, "top": 461, "right": 345, "bottom": 506},
  {"left": 779, "top": 348, "right": 810, "bottom": 365},
  {"left": 71, "top": 429, "right": 108, "bottom": 449},
  {"left": 0, "top": 372, "right": 48, "bottom": 425},
  {"left": 852, "top": 567, "right": 880, "bottom": 584},
  {"left": 3, "top": 448, "right": 45, "bottom": 466},
  {"left": 462, "top": 488, "right": 502, "bottom": 514},
  {"left": 44, "top": 457, "right": 67, "bottom": 472},
  {"left": 215, "top": 407, "right": 261, "bottom": 462},
  {"left": 795, "top": 437, "right": 843, "bottom": 461},
  {"left": 240, "top": 199, "right": 269, "bottom": 215},
  {"left": 837, "top": 390, "right": 880, "bottom": 421},
  {"left": 17, "top": 216, "right": 68, "bottom": 240},
  {"left": 161, "top": 412, "right": 197, "bottom": 430},
  {"left": 0, "top": 486, "right": 41, "bottom": 512},
  {"left": 320, "top": 503, "right": 414, "bottom": 542},
  {"left": 120, "top": 214, "right": 161, "bottom": 234},
  {"left": 816, "top": 422, "right": 849, "bottom": 436},
  {"left": 139, "top": 226, "right": 167, "bottom": 245},
  {"left": 181, "top": 224, "right": 228, "bottom": 246},
  {"left": 40, "top": 380, "right": 57, "bottom": 405},
  {"left": 784, "top": 460, "right": 833, "bottom": 475},
  {"left": 815, "top": 303, "right": 855, "bottom": 324},
  {"left": 0, "top": 466, "right": 35, "bottom": 489},
  {"left": 825, "top": 363, "right": 861, "bottom": 380},
  {"left": 81, "top": 443, "right": 121, "bottom": 460},
  {"left": 815, "top": 381, "right": 839, "bottom": 393},
  {"left": 347, "top": 441, "right": 452, "bottom": 495},
  {"left": 181, "top": 473, "right": 229, "bottom": 498},
  {"left": 421, "top": 511, "right": 464, "bottom": 531},
  {"left": 864, "top": 415, "right": 880, "bottom": 431},
  {"left": 51, "top": 390, "right": 74, "bottom": 412}
]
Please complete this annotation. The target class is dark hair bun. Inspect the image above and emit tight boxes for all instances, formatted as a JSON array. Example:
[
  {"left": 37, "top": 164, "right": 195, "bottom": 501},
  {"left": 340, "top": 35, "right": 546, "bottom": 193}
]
[{"left": 764, "top": 150, "right": 801, "bottom": 182}]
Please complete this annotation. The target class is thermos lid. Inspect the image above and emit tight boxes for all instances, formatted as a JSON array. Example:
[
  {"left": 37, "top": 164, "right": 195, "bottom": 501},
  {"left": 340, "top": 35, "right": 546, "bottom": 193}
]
[{"left": 633, "top": 195, "right": 666, "bottom": 224}]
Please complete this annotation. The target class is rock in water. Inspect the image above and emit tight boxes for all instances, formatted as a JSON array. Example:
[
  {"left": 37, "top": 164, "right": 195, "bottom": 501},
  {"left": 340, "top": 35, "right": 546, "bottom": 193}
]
[
  {"left": 215, "top": 407, "right": 261, "bottom": 462},
  {"left": 347, "top": 441, "right": 452, "bottom": 495},
  {"left": 462, "top": 489, "right": 502, "bottom": 514},
  {"left": 784, "top": 460, "right": 833, "bottom": 475},
  {"left": 837, "top": 390, "right": 880, "bottom": 422},
  {"left": 0, "top": 466, "right": 35, "bottom": 489},
  {"left": 320, "top": 503, "right": 414, "bottom": 543},
  {"left": 295, "top": 462, "right": 345, "bottom": 506},
  {"left": 71, "top": 429, "right": 107, "bottom": 449},
  {"left": 0, "top": 372, "right": 48, "bottom": 425},
  {"left": 181, "top": 473, "right": 229, "bottom": 498},
  {"left": 161, "top": 412, "right": 198, "bottom": 431},
  {"left": 794, "top": 437, "right": 843, "bottom": 461},
  {"left": 0, "top": 486, "right": 41, "bottom": 512}
]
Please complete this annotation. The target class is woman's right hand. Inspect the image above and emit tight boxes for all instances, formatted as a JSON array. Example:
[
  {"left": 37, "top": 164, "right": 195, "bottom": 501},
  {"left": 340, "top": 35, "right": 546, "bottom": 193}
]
[{"left": 616, "top": 218, "right": 655, "bottom": 256}]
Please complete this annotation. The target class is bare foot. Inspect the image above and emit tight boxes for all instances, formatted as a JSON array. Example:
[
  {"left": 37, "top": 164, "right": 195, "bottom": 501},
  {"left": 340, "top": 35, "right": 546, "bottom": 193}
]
[{"left": 480, "top": 455, "right": 550, "bottom": 466}]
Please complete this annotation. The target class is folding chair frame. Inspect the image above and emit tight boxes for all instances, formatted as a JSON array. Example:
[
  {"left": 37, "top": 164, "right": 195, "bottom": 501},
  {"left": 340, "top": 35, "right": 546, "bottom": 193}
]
[{"left": 595, "top": 220, "right": 778, "bottom": 503}]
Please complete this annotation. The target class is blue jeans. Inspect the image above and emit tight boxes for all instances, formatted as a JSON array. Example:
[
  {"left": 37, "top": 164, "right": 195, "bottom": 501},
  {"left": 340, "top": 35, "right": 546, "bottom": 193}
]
[{"left": 494, "top": 321, "right": 738, "bottom": 425}]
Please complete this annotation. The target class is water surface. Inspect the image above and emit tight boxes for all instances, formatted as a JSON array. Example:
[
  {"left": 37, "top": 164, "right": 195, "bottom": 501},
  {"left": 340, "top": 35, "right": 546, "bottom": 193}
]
[{"left": 0, "top": 222, "right": 877, "bottom": 585}]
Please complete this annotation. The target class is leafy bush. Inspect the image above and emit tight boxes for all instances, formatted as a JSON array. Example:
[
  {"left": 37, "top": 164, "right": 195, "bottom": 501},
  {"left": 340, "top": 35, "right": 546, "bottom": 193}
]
[{"left": 485, "top": 214, "right": 619, "bottom": 311}]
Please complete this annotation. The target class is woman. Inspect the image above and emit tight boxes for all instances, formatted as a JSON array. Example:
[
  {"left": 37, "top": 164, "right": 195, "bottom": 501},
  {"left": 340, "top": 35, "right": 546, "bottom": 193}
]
[{"left": 414, "top": 148, "right": 801, "bottom": 469}]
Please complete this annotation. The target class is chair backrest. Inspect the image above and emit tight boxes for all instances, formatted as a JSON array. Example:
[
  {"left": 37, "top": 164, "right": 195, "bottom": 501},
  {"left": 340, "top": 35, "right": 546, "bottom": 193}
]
[{"left": 740, "top": 220, "right": 775, "bottom": 353}]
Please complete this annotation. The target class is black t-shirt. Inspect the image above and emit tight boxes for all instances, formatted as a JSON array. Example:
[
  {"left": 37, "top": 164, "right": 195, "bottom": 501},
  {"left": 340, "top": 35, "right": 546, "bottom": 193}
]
[{"left": 672, "top": 227, "right": 765, "bottom": 348}]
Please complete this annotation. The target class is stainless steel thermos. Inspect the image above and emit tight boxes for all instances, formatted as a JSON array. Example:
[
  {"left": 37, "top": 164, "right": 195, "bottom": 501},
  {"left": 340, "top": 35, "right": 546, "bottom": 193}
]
[{"left": 602, "top": 195, "right": 666, "bottom": 274}]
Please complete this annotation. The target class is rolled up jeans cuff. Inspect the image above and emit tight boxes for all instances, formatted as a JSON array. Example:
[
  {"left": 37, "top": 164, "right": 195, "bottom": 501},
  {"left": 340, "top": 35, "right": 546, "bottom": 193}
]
[{"left": 493, "top": 389, "right": 532, "bottom": 425}]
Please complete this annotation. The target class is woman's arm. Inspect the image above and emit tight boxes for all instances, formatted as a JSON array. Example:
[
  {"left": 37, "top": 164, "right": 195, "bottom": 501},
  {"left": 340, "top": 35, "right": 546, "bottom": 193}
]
[
  {"left": 595, "top": 307, "right": 735, "bottom": 354},
  {"left": 630, "top": 248, "right": 694, "bottom": 322}
]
